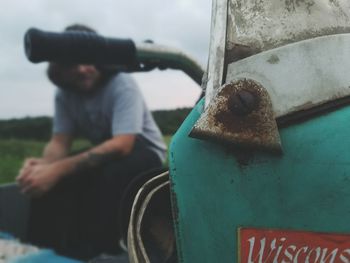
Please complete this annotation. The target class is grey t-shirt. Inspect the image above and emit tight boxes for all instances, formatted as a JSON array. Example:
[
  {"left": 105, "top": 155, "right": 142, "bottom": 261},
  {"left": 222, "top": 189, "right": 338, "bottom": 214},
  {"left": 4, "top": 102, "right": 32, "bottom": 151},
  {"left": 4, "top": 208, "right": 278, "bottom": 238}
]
[{"left": 53, "top": 73, "right": 167, "bottom": 162}]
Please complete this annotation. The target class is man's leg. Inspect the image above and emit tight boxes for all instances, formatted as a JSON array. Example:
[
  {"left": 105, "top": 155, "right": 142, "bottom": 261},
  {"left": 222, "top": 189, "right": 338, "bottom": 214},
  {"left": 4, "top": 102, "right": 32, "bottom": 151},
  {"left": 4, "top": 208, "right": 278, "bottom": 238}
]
[
  {"left": 27, "top": 139, "right": 163, "bottom": 259},
  {"left": 84, "top": 139, "right": 163, "bottom": 255},
  {"left": 26, "top": 144, "right": 100, "bottom": 258},
  {"left": 26, "top": 173, "right": 82, "bottom": 255}
]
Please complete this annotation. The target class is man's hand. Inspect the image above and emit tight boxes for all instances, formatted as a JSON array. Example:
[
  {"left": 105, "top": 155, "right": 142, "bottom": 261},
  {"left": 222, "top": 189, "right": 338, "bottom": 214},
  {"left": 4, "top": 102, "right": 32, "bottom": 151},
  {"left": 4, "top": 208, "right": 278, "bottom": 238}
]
[
  {"left": 16, "top": 134, "right": 136, "bottom": 197},
  {"left": 18, "top": 157, "right": 47, "bottom": 179},
  {"left": 16, "top": 162, "right": 63, "bottom": 197},
  {"left": 23, "top": 157, "right": 46, "bottom": 167},
  {"left": 17, "top": 157, "right": 48, "bottom": 187},
  {"left": 16, "top": 134, "right": 73, "bottom": 197}
]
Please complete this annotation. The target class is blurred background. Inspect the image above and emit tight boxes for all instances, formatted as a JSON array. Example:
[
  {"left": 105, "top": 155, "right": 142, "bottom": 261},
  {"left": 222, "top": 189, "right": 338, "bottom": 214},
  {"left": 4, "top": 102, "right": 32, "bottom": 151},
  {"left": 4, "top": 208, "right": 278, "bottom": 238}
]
[
  {"left": 0, "top": 0, "right": 211, "bottom": 183},
  {"left": 0, "top": 0, "right": 211, "bottom": 118}
]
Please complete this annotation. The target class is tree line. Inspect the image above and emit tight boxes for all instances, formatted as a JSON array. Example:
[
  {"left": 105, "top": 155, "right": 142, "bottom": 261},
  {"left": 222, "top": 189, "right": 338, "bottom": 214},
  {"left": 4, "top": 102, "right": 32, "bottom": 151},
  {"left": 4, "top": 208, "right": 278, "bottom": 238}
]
[{"left": 0, "top": 108, "right": 192, "bottom": 140}]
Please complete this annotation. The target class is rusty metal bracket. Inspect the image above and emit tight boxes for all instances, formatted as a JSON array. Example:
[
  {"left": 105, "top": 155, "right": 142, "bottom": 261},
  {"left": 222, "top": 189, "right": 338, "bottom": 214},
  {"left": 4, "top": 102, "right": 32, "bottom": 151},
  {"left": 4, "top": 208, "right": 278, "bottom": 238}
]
[{"left": 190, "top": 79, "right": 282, "bottom": 153}]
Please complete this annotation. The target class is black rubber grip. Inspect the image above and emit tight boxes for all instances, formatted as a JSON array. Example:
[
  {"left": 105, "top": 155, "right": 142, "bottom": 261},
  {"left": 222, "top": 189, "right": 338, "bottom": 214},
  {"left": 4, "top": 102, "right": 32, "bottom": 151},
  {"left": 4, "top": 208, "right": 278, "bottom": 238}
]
[{"left": 24, "top": 28, "right": 136, "bottom": 65}]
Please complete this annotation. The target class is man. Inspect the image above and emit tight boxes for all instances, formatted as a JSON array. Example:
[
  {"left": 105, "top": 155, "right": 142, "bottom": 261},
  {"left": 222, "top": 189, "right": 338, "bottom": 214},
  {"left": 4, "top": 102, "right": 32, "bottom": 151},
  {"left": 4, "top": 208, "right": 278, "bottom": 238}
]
[{"left": 16, "top": 24, "right": 167, "bottom": 259}]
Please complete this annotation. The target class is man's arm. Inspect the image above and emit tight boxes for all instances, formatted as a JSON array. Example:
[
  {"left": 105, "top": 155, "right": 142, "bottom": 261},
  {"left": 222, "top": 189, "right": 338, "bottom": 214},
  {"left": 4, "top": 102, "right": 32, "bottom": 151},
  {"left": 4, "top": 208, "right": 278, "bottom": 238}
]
[
  {"left": 55, "top": 134, "right": 135, "bottom": 175},
  {"left": 43, "top": 134, "right": 73, "bottom": 162},
  {"left": 17, "top": 134, "right": 136, "bottom": 196},
  {"left": 17, "top": 134, "right": 72, "bottom": 179}
]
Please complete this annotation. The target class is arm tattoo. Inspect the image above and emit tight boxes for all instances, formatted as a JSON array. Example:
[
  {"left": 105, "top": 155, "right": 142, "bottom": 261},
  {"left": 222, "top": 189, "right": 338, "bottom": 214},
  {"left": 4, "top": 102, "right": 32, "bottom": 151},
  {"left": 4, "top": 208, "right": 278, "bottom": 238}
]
[{"left": 74, "top": 152, "right": 117, "bottom": 173}]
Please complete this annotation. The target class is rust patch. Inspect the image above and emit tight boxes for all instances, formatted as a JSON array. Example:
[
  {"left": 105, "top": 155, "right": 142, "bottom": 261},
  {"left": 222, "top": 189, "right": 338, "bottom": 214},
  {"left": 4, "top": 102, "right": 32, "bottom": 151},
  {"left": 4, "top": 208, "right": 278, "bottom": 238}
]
[
  {"left": 190, "top": 79, "right": 282, "bottom": 154},
  {"left": 214, "top": 81, "right": 263, "bottom": 133}
]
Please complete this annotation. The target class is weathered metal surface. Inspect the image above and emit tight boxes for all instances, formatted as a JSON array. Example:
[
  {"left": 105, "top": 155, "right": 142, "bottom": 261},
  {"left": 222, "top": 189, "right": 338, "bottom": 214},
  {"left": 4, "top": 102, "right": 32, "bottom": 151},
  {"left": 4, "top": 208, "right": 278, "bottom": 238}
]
[
  {"left": 170, "top": 99, "right": 350, "bottom": 262},
  {"left": 227, "top": 0, "right": 350, "bottom": 52},
  {"left": 228, "top": 89, "right": 258, "bottom": 116},
  {"left": 204, "top": 0, "right": 228, "bottom": 107},
  {"left": 201, "top": 34, "right": 350, "bottom": 149},
  {"left": 226, "top": 34, "right": 350, "bottom": 119},
  {"left": 190, "top": 79, "right": 282, "bottom": 153},
  {"left": 205, "top": 0, "right": 350, "bottom": 107}
]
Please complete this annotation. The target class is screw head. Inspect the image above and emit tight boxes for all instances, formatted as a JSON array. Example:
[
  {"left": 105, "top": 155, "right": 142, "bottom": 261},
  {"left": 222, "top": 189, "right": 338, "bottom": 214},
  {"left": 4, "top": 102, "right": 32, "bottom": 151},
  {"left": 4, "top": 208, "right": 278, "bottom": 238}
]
[{"left": 228, "top": 90, "right": 258, "bottom": 116}]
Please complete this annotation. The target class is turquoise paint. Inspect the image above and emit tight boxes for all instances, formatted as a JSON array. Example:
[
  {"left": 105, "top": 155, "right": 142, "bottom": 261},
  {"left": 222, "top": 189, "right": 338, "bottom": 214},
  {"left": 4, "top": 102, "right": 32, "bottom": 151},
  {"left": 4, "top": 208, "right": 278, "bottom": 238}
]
[
  {"left": 169, "top": 99, "right": 350, "bottom": 262},
  {"left": 12, "top": 250, "right": 81, "bottom": 263}
]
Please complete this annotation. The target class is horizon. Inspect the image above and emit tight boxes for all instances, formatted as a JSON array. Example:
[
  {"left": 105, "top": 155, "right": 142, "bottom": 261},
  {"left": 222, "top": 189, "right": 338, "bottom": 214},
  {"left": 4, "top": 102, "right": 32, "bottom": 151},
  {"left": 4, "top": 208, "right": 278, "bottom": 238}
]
[{"left": 0, "top": 106, "right": 194, "bottom": 121}]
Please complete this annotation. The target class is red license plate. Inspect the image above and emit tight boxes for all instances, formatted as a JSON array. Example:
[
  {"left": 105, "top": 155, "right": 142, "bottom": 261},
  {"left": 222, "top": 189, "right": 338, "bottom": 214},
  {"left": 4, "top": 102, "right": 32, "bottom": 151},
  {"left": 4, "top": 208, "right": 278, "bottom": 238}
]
[{"left": 238, "top": 228, "right": 350, "bottom": 263}]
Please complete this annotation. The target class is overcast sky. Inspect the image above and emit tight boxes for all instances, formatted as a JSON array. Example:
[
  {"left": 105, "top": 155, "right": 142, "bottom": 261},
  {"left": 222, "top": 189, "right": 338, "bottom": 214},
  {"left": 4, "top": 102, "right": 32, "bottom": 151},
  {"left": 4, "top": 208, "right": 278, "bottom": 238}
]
[{"left": 0, "top": 0, "right": 211, "bottom": 119}]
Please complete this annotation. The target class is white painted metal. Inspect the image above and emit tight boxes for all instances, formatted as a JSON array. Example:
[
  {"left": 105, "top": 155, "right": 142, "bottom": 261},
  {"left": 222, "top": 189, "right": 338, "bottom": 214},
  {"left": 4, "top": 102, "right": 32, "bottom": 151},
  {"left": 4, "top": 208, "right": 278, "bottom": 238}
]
[
  {"left": 128, "top": 172, "right": 170, "bottom": 263},
  {"left": 227, "top": 0, "right": 350, "bottom": 52},
  {"left": 205, "top": 0, "right": 350, "bottom": 107},
  {"left": 204, "top": 0, "right": 228, "bottom": 107},
  {"left": 225, "top": 34, "right": 350, "bottom": 118}
]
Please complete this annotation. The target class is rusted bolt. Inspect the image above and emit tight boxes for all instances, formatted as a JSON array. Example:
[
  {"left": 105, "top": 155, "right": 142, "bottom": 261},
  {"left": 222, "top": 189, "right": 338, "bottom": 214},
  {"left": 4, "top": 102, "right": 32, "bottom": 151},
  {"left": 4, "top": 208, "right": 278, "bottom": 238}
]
[{"left": 228, "top": 90, "right": 258, "bottom": 116}]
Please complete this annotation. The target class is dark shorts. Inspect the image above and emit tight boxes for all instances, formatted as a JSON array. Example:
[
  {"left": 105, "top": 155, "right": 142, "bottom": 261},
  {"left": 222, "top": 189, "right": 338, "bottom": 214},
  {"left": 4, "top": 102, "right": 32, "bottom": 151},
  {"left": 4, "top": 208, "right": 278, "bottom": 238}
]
[{"left": 26, "top": 139, "right": 163, "bottom": 260}]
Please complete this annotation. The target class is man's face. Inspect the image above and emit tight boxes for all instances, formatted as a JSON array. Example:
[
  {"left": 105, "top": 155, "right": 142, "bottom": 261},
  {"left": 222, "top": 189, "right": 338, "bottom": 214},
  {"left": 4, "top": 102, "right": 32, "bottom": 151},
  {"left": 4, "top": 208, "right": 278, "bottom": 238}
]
[{"left": 62, "top": 64, "right": 101, "bottom": 93}]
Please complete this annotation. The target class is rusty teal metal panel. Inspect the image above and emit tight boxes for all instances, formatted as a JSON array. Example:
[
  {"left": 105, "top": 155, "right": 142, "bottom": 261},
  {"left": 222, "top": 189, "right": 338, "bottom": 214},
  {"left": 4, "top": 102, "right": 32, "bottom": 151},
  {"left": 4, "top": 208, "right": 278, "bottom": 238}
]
[{"left": 169, "top": 99, "right": 350, "bottom": 263}]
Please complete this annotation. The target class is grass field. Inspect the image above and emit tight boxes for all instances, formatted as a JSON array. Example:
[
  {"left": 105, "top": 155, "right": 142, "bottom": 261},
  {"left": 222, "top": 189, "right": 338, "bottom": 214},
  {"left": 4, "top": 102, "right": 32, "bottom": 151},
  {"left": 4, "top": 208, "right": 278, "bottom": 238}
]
[{"left": 0, "top": 135, "right": 172, "bottom": 185}]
